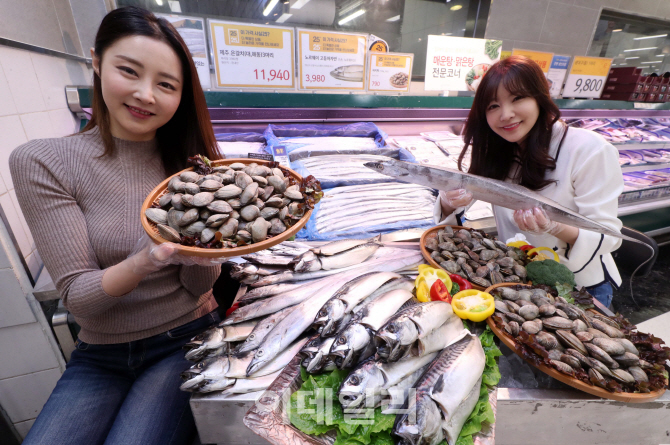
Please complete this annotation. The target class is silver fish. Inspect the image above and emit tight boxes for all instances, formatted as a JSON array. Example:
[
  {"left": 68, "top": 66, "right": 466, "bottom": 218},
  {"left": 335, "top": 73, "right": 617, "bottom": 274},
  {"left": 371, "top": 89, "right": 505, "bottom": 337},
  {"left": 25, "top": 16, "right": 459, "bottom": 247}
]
[
  {"left": 242, "top": 252, "right": 295, "bottom": 266},
  {"left": 234, "top": 306, "right": 295, "bottom": 354},
  {"left": 221, "top": 369, "right": 282, "bottom": 395},
  {"left": 238, "top": 281, "right": 318, "bottom": 303},
  {"left": 302, "top": 336, "right": 337, "bottom": 374},
  {"left": 375, "top": 302, "right": 455, "bottom": 361},
  {"left": 311, "top": 235, "right": 382, "bottom": 256},
  {"left": 314, "top": 272, "right": 401, "bottom": 337},
  {"left": 183, "top": 323, "right": 255, "bottom": 361},
  {"left": 381, "top": 366, "right": 431, "bottom": 414},
  {"left": 364, "top": 159, "right": 651, "bottom": 246},
  {"left": 393, "top": 334, "right": 486, "bottom": 445},
  {"left": 338, "top": 352, "right": 438, "bottom": 410},
  {"left": 226, "top": 337, "right": 308, "bottom": 378},
  {"left": 415, "top": 324, "right": 469, "bottom": 358},
  {"left": 180, "top": 355, "right": 232, "bottom": 392},
  {"left": 291, "top": 242, "right": 382, "bottom": 272}
]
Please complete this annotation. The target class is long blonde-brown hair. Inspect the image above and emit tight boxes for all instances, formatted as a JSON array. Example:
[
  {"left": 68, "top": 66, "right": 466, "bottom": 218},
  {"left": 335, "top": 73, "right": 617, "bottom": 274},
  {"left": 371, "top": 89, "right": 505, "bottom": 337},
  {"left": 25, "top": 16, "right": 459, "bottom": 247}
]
[{"left": 82, "top": 6, "right": 219, "bottom": 174}]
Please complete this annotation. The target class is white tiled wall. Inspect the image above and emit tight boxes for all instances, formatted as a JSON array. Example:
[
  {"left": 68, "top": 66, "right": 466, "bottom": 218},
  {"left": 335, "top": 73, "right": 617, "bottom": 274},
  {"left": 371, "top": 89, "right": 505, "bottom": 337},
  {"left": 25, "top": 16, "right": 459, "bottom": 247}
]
[
  {"left": 0, "top": 43, "right": 89, "bottom": 440},
  {"left": 0, "top": 44, "right": 91, "bottom": 280}
]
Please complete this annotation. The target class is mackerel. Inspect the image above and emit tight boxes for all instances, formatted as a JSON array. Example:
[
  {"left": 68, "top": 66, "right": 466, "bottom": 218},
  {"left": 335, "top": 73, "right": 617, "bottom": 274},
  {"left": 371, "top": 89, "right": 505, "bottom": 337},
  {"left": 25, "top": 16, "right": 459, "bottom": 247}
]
[
  {"left": 221, "top": 370, "right": 282, "bottom": 395},
  {"left": 234, "top": 306, "right": 296, "bottom": 354},
  {"left": 180, "top": 355, "right": 231, "bottom": 392},
  {"left": 226, "top": 337, "right": 308, "bottom": 378},
  {"left": 242, "top": 252, "right": 295, "bottom": 266},
  {"left": 291, "top": 242, "right": 382, "bottom": 272},
  {"left": 310, "top": 234, "right": 382, "bottom": 256},
  {"left": 238, "top": 281, "right": 317, "bottom": 303}
]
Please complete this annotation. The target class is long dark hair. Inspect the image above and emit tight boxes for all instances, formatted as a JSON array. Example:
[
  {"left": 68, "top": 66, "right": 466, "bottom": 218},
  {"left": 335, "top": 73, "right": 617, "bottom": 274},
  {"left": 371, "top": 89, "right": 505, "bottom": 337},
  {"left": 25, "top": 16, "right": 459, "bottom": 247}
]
[
  {"left": 459, "top": 55, "right": 561, "bottom": 191},
  {"left": 81, "top": 6, "right": 219, "bottom": 175}
]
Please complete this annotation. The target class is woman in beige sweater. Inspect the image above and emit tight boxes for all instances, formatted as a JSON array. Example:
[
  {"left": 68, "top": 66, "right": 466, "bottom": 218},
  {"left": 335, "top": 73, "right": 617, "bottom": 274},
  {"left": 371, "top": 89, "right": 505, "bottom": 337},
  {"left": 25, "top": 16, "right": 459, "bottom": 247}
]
[{"left": 10, "top": 7, "right": 222, "bottom": 445}]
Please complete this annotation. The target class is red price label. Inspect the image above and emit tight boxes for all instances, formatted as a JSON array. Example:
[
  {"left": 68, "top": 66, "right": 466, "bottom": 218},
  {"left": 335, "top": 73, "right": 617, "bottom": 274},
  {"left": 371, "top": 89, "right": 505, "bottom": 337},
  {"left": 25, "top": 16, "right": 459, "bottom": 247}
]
[
  {"left": 305, "top": 74, "right": 326, "bottom": 83},
  {"left": 253, "top": 69, "right": 291, "bottom": 82},
  {"left": 371, "top": 81, "right": 381, "bottom": 87}
]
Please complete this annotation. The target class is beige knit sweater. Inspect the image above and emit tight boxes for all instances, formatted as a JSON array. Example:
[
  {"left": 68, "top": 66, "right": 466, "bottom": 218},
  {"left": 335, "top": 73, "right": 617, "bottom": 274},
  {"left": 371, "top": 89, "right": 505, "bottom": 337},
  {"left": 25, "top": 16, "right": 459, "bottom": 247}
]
[{"left": 9, "top": 128, "right": 219, "bottom": 344}]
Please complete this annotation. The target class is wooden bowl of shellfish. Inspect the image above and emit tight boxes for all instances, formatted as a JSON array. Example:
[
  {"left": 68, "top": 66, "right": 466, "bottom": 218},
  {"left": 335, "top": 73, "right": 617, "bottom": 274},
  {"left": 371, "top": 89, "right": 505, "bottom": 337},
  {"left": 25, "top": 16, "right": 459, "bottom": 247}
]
[
  {"left": 485, "top": 282, "right": 666, "bottom": 403},
  {"left": 140, "top": 158, "right": 313, "bottom": 258}
]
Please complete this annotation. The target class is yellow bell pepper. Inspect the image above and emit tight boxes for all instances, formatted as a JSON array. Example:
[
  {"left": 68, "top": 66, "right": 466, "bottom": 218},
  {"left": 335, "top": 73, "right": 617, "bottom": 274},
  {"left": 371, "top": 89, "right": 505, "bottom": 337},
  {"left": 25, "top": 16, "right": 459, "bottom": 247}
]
[
  {"left": 527, "top": 247, "right": 560, "bottom": 263},
  {"left": 451, "top": 290, "right": 495, "bottom": 322},
  {"left": 507, "top": 240, "right": 530, "bottom": 248},
  {"left": 415, "top": 266, "right": 452, "bottom": 303}
]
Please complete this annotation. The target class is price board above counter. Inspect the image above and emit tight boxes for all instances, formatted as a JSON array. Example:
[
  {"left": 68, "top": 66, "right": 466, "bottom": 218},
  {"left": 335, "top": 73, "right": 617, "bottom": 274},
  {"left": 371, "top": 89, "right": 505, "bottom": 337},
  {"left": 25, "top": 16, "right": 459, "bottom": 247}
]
[
  {"left": 297, "top": 29, "right": 367, "bottom": 91},
  {"left": 209, "top": 20, "right": 295, "bottom": 89},
  {"left": 367, "top": 52, "right": 413, "bottom": 92},
  {"left": 511, "top": 49, "right": 553, "bottom": 73},
  {"left": 563, "top": 56, "right": 612, "bottom": 99},
  {"left": 424, "top": 36, "right": 502, "bottom": 91}
]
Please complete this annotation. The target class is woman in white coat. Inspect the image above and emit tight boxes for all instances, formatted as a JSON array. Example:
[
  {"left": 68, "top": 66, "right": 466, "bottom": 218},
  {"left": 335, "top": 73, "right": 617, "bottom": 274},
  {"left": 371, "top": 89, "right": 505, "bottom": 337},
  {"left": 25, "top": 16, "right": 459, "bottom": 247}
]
[{"left": 436, "top": 56, "right": 624, "bottom": 308}]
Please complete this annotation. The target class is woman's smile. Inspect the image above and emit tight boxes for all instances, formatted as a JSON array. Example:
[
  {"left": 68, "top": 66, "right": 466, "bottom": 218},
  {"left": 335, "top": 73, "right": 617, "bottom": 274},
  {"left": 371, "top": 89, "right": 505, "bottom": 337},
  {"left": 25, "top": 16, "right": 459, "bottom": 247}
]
[{"left": 125, "top": 104, "right": 155, "bottom": 119}]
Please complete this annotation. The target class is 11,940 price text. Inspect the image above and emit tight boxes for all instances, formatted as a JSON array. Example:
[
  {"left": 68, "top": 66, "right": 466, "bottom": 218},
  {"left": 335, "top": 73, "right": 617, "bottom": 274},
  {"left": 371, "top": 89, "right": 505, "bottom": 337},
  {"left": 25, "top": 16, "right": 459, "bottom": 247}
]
[{"left": 253, "top": 69, "right": 290, "bottom": 82}]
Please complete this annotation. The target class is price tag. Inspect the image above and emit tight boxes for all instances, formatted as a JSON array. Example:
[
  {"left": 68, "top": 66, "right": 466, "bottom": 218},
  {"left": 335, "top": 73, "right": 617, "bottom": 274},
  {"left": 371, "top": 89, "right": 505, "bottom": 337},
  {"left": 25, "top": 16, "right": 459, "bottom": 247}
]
[
  {"left": 247, "top": 153, "right": 274, "bottom": 161},
  {"left": 547, "top": 55, "right": 571, "bottom": 98},
  {"left": 156, "top": 14, "right": 210, "bottom": 88},
  {"left": 271, "top": 146, "right": 290, "bottom": 168},
  {"left": 424, "top": 36, "right": 502, "bottom": 91},
  {"left": 209, "top": 20, "right": 295, "bottom": 89},
  {"left": 512, "top": 49, "right": 553, "bottom": 73},
  {"left": 367, "top": 52, "right": 413, "bottom": 92},
  {"left": 298, "top": 29, "right": 368, "bottom": 91},
  {"left": 563, "top": 56, "right": 612, "bottom": 99}
]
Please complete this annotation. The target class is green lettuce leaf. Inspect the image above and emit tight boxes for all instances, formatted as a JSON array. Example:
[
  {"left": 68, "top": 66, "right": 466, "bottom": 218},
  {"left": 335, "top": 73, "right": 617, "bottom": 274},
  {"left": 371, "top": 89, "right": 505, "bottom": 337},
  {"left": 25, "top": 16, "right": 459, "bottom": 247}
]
[{"left": 555, "top": 282, "right": 575, "bottom": 304}]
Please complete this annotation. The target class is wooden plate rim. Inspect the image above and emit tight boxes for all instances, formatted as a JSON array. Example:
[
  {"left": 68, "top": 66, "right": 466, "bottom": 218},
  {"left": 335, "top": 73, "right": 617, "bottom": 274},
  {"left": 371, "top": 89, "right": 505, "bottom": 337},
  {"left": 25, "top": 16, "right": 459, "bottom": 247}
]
[
  {"left": 485, "top": 282, "right": 666, "bottom": 403},
  {"left": 420, "top": 224, "right": 487, "bottom": 291},
  {"left": 140, "top": 158, "right": 312, "bottom": 258}
]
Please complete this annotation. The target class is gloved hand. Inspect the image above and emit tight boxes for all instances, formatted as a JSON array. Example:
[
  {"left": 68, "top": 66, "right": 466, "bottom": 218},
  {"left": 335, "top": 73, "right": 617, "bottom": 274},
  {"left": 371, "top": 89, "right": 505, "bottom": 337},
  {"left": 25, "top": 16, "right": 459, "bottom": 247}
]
[
  {"left": 513, "top": 207, "right": 566, "bottom": 236},
  {"left": 438, "top": 189, "right": 474, "bottom": 210},
  {"left": 127, "top": 234, "right": 225, "bottom": 275}
]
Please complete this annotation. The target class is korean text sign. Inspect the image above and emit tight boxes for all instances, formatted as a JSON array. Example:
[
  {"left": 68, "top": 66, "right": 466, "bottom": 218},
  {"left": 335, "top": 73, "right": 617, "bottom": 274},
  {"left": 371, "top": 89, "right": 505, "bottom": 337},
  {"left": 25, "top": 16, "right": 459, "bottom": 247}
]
[
  {"left": 563, "top": 56, "right": 612, "bottom": 99},
  {"left": 209, "top": 20, "right": 295, "bottom": 89},
  {"left": 368, "top": 52, "right": 413, "bottom": 92},
  {"left": 425, "top": 36, "right": 502, "bottom": 91}
]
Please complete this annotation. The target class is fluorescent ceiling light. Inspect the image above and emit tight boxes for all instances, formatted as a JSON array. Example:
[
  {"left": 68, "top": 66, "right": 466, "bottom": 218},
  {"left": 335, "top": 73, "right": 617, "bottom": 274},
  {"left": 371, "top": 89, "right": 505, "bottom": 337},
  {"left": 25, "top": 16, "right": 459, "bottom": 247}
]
[
  {"left": 338, "top": 9, "right": 365, "bottom": 25},
  {"left": 657, "top": 54, "right": 666, "bottom": 57},
  {"left": 386, "top": 15, "right": 400, "bottom": 22},
  {"left": 641, "top": 61, "right": 663, "bottom": 64},
  {"left": 156, "top": 0, "right": 163, "bottom": 5},
  {"left": 623, "top": 47, "right": 657, "bottom": 52},
  {"left": 625, "top": 56, "right": 639, "bottom": 59},
  {"left": 339, "top": 0, "right": 364, "bottom": 16},
  {"left": 612, "top": 29, "right": 622, "bottom": 32},
  {"left": 450, "top": 4, "right": 462, "bottom": 10},
  {"left": 276, "top": 13, "right": 292, "bottom": 22},
  {"left": 263, "top": 0, "right": 280, "bottom": 16},
  {"left": 634, "top": 34, "right": 667, "bottom": 40},
  {"left": 291, "top": 0, "right": 311, "bottom": 9},
  {"left": 620, "top": 63, "right": 627, "bottom": 65}
]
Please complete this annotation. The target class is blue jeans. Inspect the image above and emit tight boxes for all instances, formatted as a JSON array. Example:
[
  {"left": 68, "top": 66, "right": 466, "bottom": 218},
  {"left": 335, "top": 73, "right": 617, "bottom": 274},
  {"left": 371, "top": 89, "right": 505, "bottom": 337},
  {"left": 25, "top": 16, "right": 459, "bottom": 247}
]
[
  {"left": 585, "top": 282, "right": 614, "bottom": 308},
  {"left": 23, "top": 310, "right": 220, "bottom": 445}
]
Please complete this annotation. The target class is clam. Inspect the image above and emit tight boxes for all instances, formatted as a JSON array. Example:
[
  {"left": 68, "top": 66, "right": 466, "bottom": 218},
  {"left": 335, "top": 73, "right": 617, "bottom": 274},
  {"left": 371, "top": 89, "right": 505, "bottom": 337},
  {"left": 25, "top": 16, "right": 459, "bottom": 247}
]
[
  {"left": 240, "top": 205, "right": 261, "bottom": 222},
  {"left": 236, "top": 230, "right": 252, "bottom": 243},
  {"left": 505, "top": 321, "right": 520, "bottom": 337},
  {"left": 626, "top": 366, "right": 648, "bottom": 383},
  {"left": 439, "top": 241, "right": 458, "bottom": 252},
  {"left": 227, "top": 198, "right": 242, "bottom": 210},
  {"left": 431, "top": 252, "right": 445, "bottom": 263},
  {"left": 199, "top": 180, "right": 223, "bottom": 192},
  {"left": 522, "top": 320, "right": 541, "bottom": 334},
  {"left": 206, "top": 214, "right": 229, "bottom": 228},
  {"left": 476, "top": 266, "right": 490, "bottom": 278},
  {"left": 145, "top": 208, "right": 168, "bottom": 225},
  {"left": 495, "top": 300, "right": 510, "bottom": 314},
  {"left": 267, "top": 176, "right": 287, "bottom": 193},
  {"left": 560, "top": 354, "right": 582, "bottom": 370},
  {"left": 184, "top": 182, "right": 200, "bottom": 195},
  {"left": 265, "top": 196, "right": 284, "bottom": 208},
  {"left": 587, "top": 328, "right": 610, "bottom": 339},
  {"left": 547, "top": 350, "right": 563, "bottom": 361},
  {"left": 550, "top": 359, "right": 575, "bottom": 375},
  {"left": 536, "top": 331, "right": 559, "bottom": 350},
  {"left": 440, "top": 260, "right": 460, "bottom": 274},
  {"left": 240, "top": 182, "right": 260, "bottom": 206},
  {"left": 496, "top": 257, "right": 515, "bottom": 268},
  {"left": 252, "top": 176, "right": 268, "bottom": 186},
  {"left": 272, "top": 167, "right": 284, "bottom": 178},
  {"left": 610, "top": 369, "right": 635, "bottom": 385},
  {"left": 494, "top": 240, "right": 509, "bottom": 251},
  {"left": 180, "top": 171, "right": 199, "bottom": 183},
  {"left": 500, "top": 287, "right": 520, "bottom": 301},
  {"left": 171, "top": 193, "right": 185, "bottom": 210},
  {"left": 572, "top": 319, "right": 588, "bottom": 333},
  {"left": 554, "top": 309, "right": 569, "bottom": 319},
  {"left": 261, "top": 207, "right": 280, "bottom": 220},
  {"left": 588, "top": 368, "right": 608, "bottom": 389},
  {"left": 576, "top": 331, "right": 594, "bottom": 343},
  {"left": 199, "top": 209, "right": 211, "bottom": 220},
  {"left": 566, "top": 348, "right": 591, "bottom": 368},
  {"left": 168, "top": 176, "right": 186, "bottom": 192},
  {"left": 200, "top": 228, "right": 216, "bottom": 243},
  {"left": 230, "top": 210, "right": 240, "bottom": 220},
  {"left": 531, "top": 295, "right": 551, "bottom": 307},
  {"left": 490, "top": 271, "right": 504, "bottom": 284},
  {"left": 612, "top": 338, "right": 639, "bottom": 356},
  {"left": 479, "top": 250, "right": 496, "bottom": 261},
  {"left": 504, "top": 275, "right": 521, "bottom": 283},
  {"left": 269, "top": 218, "right": 287, "bottom": 235},
  {"left": 470, "top": 277, "right": 492, "bottom": 288},
  {"left": 192, "top": 192, "right": 215, "bottom": 207},
  {"left": 235, "top": 172, "right": 254, "bottom": 189},
  {"left": 249, "top": 217, "right": 272, "bottom": 242},
  {"left": 179, "top": 208, "right": 199, "bottom": 226},
  {"left": 555, "top": 330, "right": 588, "bottom": 355},
  {"left": 425, "top": 238, "right": 439, "bottom": 252},
  {"left": 542, "top": 317, "right": 575, "bottom": 331},
  {"left": 517, "top": 290, "right": 532, "bottom": 301},
  {"left": 591, "top": 338, "right": 625, "bottom": 356},
  {"left": 217, "top": 218, "right": 239, "bottom": 239},
  {"left": 157, "top": 224, "right": 181, "bottom": 242},
  {"left": 518, "top": 305, "right": 539, "bottom": 321},
  {"left": 183, "top": 221, "right": 206, "bottom": 237},
  {"left": 214, "top": 184, "right": 243, "bottom": 199},
  {"left": 590, "top": 319, "right": 624, "bottom": 338},
  {"left": 538, "top": 304, "right": 556, "bottom": 317},
  {"left": 259, "top": 185, "right": 274, "bottom": 201},
  {"left": 159, "top": 192, "right": 174, "bottom": 208},
  {"left": 611, "top": 352, "right": 639, "bottom": 368},
  {"left": 284, "top": 185, "right": 303, "bottom": 200},
  {"left": 181, "top": 194, "right": 195, "bottom": 207},
  {"left": 207, "top": 200, "right": 233, "bottom": 214},
  {"left": 589, "top": 313, "right": 621, "bottom": 330},
  {"left": 639, "top": 359, "right": 653, "bottom": 369},
  {"left": 584, "top": 343, "right": 619, "bottom": 369},
  {"left": 220, "top": 173, "right": 235, "bottom": 184},
  {"left": 203, "top": 174, "right": 223, "bottom": 183},
  {"left": 585, "top": 357, "right": 616, "bottom": 378},
  {"left": 229, "top": 162, "right": 246, "bottom": 170},
  {"left": 517, "top": 299, "right": 536, "bottom": 308},
  {"left": 513, "top": 265, "right": 527, "bottom": 279},
  {"left": 506, "top": 301, "right": 521, "bottom": 314},
  {"left": 167, "top": 209, "right": 184, "bottom": 231}
]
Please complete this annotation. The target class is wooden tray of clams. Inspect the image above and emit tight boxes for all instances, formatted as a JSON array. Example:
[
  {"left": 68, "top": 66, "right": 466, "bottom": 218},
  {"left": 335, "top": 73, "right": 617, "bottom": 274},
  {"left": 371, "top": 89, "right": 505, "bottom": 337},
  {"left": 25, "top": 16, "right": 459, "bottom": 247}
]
[
  {"left": 485, "top": 283, "right": 666, "bottom": 403},
  {"left": 141, "top": 158, "right": 316, "bottom": 258},
  {"left": 420, "top": 225, "right": 529, "bottom": 292}
]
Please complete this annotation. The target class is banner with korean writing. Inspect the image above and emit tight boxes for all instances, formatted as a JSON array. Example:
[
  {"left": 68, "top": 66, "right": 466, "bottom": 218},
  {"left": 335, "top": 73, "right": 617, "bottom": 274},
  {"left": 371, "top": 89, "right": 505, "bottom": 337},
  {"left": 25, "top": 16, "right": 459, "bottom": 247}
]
[
  {"left": 563, "top": 56, "right": 612, "bottom": 99},
  {"left": 157, "top": 14, "right": 210, "bottom": 88},
  {"left": 547, "top": 55, "right": 571, "bottom": 98},
  {"left": 209, "top": 20, "right": 295, "bottom": 89},
  {"left": 512, "top": 49, "right": 553, "bottom": 73},
  {"left": 298, "top": 29, "right": 367, "bottom": 90},
  {"left": 367, "top": 52, "right": 413, "bottom": 92},
  {"left": 425, "top": 36, "right": 502, "bottom": 91}
]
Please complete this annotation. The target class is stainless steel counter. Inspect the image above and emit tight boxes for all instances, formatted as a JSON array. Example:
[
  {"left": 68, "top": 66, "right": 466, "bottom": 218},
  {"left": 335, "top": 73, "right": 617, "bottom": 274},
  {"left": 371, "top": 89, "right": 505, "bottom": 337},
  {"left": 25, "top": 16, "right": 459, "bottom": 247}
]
[{"left": 191, "top": 387, "right": 670, "bottom": 445}]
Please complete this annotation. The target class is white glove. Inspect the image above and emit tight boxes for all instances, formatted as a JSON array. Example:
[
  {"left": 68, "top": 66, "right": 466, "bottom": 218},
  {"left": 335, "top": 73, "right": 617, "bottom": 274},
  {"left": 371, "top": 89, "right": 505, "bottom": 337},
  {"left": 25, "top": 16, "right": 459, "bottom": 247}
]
[
  {"left": 127, "top": 234, "right": 225, "bottom": 275},
  {"left": 513, "top": 207, "right": 566, "bottom": 236},
  {"left": 438, "top": 189, "right": 474, "bottom": 209}
]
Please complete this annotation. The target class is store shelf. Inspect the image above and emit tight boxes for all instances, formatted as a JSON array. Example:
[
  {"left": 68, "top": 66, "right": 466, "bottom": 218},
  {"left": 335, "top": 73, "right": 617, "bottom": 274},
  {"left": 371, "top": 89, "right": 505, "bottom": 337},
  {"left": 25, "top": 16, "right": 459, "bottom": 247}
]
[
  {"left": 618, "top": 196, "right": 670, "bottom": 216},
  {"left": 621, "top": 162, "right": 670, "bottom": 172},
  {"left": 615, "top": 142, "right": 669, "bottom": 151}
]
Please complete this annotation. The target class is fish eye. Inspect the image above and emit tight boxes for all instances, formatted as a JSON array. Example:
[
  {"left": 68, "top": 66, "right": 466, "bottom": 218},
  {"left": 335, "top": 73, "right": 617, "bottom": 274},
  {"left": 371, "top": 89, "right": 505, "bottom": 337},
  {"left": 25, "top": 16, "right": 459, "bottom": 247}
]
[
  {"left": 338, "top": 337, "right": 346, "bottom": 344},
  {"left": 388, "top": 325, "right": 396, "bottom": 333},
  {"left": 257, "top": 350, "right": 264, "bottom": 356},
  {"left": 248, "top": 334, "right": 255, "bottom": 340},
  {"left": 351, "top": 376, "right": 360, "bottom": 385},
  {"left": 319, "top": 310, "right": 326, "bottom": 316}
]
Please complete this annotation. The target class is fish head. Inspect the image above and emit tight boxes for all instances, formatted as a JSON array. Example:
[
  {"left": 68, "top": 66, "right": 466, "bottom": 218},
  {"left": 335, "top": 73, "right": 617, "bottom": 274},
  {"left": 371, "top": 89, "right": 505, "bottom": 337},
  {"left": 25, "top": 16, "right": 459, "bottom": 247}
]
[
  {"left": 375, "top": 317, "right": 418, "bottom": 360},
  {"left": 363, "top": 161, "right": 410, "bottom": 179},
  {"left": 179, "top": 373, "right": 205, "bottom": 391},
  {"left": 394, "top": 393, "right": 444, "bottom": 445},
  {"left": 330, "top": 323, "right": 371, "bottom": 360},
  {"left": 305, "top": 351, "right": 326, "bottom": 374},
  {"left": 290, "top": 251, "right": 320, "bottom": 273},
  {"left": 300, "top": 337, "right": 323, "bottom": 358},
  {"left": 338, "top": 362, "right": 382, "bottom": 409},
  {"left": 246, "top": 342, "right": 279, "bottom": 377},
  {"left": 199, "top": 377, "right": 235, "bottom": 393},
  {"left": 313, "top": 300, "right": 346, "bottom": 335},
  {"left": 200, "top": 356, "right": 230, "bottom": 378}
]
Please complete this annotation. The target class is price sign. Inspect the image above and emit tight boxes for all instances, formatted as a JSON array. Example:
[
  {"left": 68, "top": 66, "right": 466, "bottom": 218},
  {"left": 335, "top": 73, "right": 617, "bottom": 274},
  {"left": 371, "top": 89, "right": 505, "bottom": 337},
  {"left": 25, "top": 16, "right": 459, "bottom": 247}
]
[
  {"left": 512, "top": 49, "right": 553, "bottom": 73},
  {"left": 209, "top": 20, "right": 295, "bottom": 89},
  {"left": 271, "top": 145, "right": 290, "bottom": 168},
  {"left": 367, "top": 52, "right": 413, "bottom": 92},
  {"left": 298, "top": 29, "right": 367, "bottom": 90},
  {"left": 563, "top": 56, "right": 612, "bottom": 99},
  {"left": 424, "top": 36, "right": 502, "bottom": 91},
  {"left": 157, "top": 14, "right": 210, "bottom": 88},
  {"left": 547, "top": 55, "right": 570, "bottom": 98}
]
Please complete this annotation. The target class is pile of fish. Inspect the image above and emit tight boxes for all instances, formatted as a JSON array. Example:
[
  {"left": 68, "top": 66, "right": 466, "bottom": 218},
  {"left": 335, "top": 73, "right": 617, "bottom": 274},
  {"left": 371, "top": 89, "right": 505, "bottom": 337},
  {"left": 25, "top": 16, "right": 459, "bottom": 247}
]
[
  {"left": 179, "top": 238, "right": 425, "bottom": 394},
  {"left": 314, "top": 182, "right": 436, "bottom": 235},
  {"left": 276, "top": 136, "right": 389, "bottom": 162},
  {"left": 293, "top": 154, "right": 397, "bottom": 188},
  {"left": 424, "top": 226, "right": 528, "bottom": 287},
  {"left": 492, "top": 285, "right": 651, "bottom": 390},
  {"left": 145, "top": 162, "right": 321, "bottom": 247}
]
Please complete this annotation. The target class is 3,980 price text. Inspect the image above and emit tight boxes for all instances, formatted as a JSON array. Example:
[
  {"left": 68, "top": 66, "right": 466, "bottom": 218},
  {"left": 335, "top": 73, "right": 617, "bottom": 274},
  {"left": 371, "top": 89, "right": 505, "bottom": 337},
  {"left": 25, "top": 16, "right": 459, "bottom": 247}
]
[{"left": 305, "top": 74, "right": 326, "bottom": 83}]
